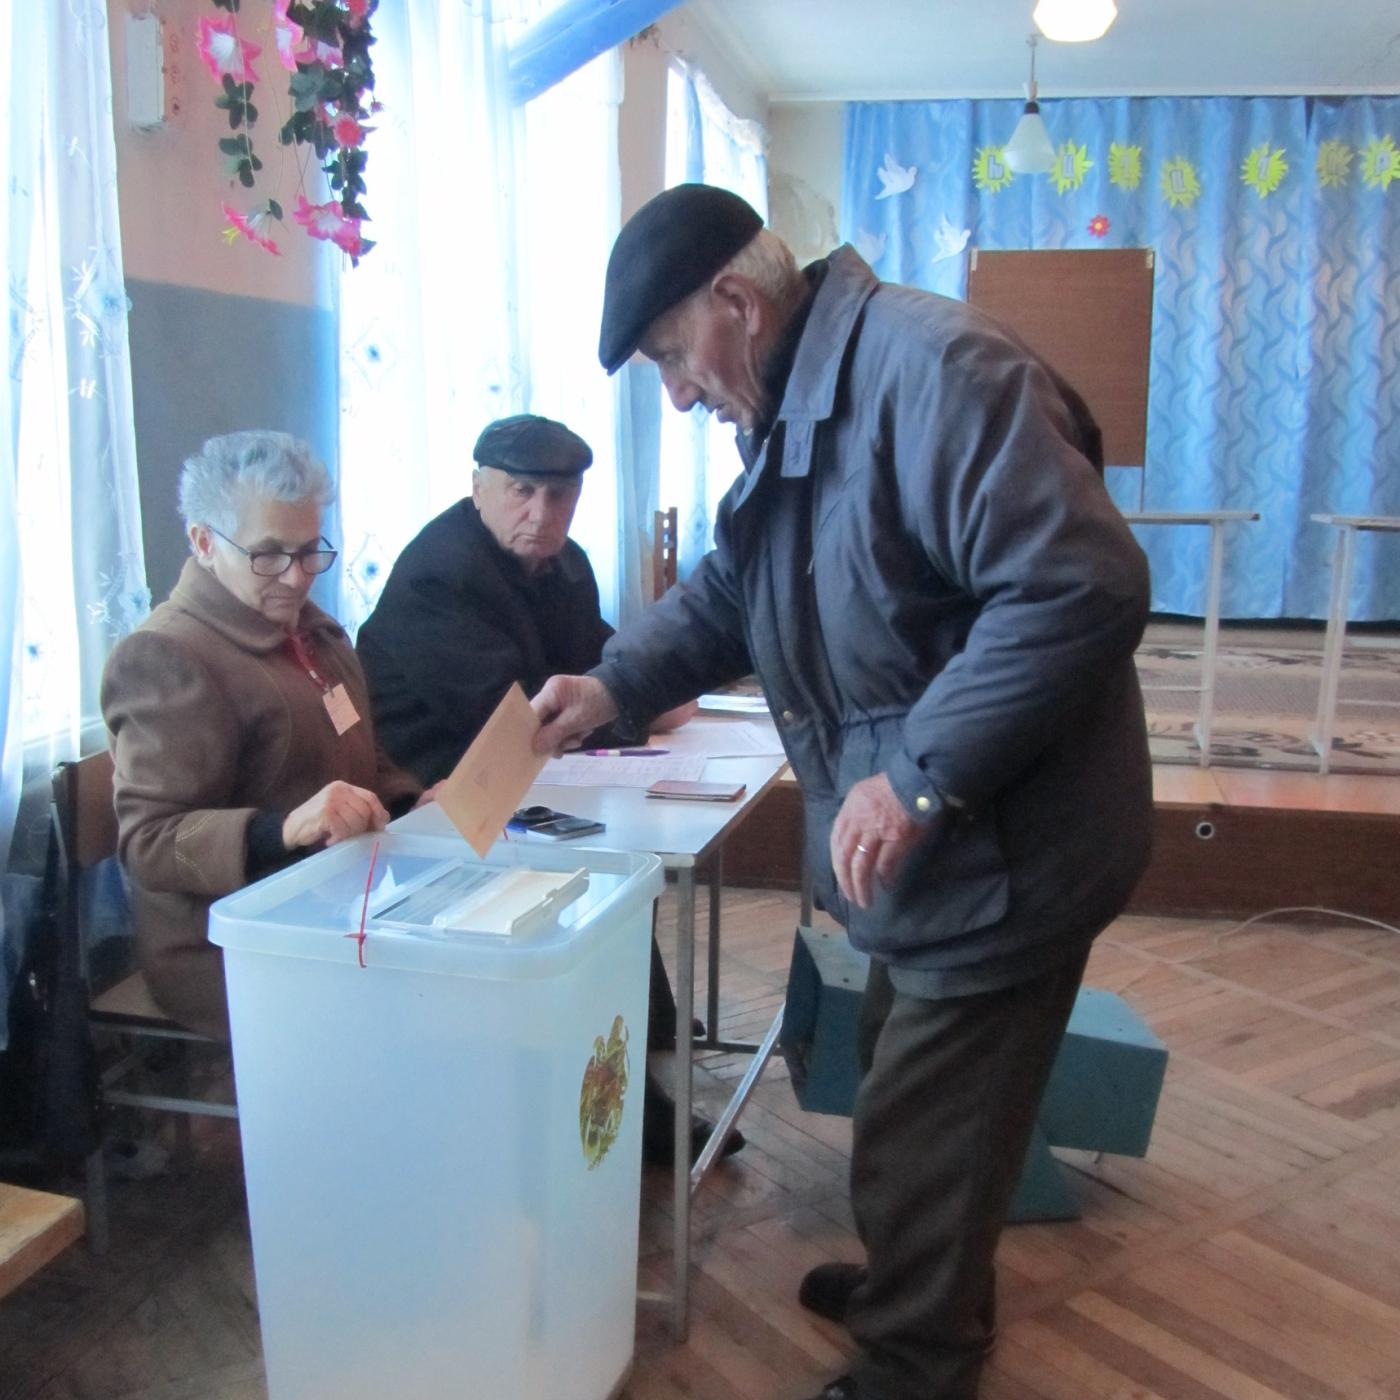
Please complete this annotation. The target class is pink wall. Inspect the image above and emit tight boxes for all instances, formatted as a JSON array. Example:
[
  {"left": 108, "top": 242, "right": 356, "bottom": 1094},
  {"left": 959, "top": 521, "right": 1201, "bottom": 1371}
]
[{"left": 108, "top": 0, "right": 335, "bottom": 307}]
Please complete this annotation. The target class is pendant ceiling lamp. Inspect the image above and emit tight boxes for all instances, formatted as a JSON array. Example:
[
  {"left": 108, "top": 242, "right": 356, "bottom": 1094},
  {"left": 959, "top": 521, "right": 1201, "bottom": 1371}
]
[
  {"left": 1003, "top": 36, "right": 1055, "bottom": 176},
  {"left": 1033, "top": 0, "right": 1118, "bottom": 43}
]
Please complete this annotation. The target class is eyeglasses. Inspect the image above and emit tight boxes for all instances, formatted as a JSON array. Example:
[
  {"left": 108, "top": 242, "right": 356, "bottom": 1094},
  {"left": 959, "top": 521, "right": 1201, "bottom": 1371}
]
[{"left": 209, "top": 526, "right": 339, "bottom": 577}]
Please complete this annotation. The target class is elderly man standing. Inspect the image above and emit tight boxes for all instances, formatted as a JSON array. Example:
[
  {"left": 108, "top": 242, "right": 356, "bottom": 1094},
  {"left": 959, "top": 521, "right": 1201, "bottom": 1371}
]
[
  {"left": 356, "top": 413, "right": 730, "bottom": 1168},
  {"left": 532, "top": 186, "right": 1153, "bottom": 1400}
]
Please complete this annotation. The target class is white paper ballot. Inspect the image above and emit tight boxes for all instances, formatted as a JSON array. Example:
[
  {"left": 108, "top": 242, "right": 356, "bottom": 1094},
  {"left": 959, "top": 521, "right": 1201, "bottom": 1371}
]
[{"left": 537, "top": 753, "right": 707, "bottom": 788}]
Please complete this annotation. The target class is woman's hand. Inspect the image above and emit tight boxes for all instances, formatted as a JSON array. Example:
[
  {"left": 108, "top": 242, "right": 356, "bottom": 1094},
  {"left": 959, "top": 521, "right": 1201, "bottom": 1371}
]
[
  {"left": 414, "top": 780, "right": 446, "bottom": 808},
  {"left": 282, "top": 781, "right": 389, "bottom": 849},
  {"left": 652, "top": 698, "right": 699, "bottom": 733}
]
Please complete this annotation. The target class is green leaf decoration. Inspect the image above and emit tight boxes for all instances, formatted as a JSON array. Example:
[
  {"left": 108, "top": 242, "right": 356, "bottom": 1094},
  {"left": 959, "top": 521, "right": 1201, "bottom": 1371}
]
[{"left": 206, "top": 0, "right": 378, "bottom": 261}]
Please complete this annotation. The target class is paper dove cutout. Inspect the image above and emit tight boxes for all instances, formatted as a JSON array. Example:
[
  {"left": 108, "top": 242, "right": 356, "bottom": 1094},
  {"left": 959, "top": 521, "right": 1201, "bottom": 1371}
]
[
  {"left": 854, "top": 228, "right": 887, "bottom": 266},
  {"left": 875, "top": 152, "right": 916, "bottom": 200},
  {"left": 930, "top": 214, "right": 971, "bottom": 265}
]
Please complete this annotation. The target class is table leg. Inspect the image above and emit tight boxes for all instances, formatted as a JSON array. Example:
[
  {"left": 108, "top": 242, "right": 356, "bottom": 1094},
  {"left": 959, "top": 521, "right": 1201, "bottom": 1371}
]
[
  {"left": 1311, "top": 526, "right": 1356, "bottom": 775},
  {"left": 705, "top": 853, "right": 722, "bottom": 1050},
  {"left": 671, "top": 868, "right": 695, "bottom": 1342},
  {"left": 1192, "top": 520, "right": 1228, "bottom": 767}
]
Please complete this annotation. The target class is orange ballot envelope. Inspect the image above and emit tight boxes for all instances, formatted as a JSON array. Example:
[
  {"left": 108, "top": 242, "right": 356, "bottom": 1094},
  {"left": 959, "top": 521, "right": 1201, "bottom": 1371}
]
[{"left": 435, "top": 682, "right": 548, "bottom": 857}]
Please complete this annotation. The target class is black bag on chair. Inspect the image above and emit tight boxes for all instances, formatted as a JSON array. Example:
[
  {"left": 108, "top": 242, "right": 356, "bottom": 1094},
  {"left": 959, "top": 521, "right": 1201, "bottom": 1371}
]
[{"left": 0, "top": 827, "right": 100, "bottom": 1175}]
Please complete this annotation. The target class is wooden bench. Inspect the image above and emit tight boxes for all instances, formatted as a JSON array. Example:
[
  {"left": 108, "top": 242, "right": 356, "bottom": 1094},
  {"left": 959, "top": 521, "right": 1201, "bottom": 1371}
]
[
  {"left": 782, "top": 926, "right": 1168, "bottom": 1222},
  {"left": 0, "top": 1183, "right": 85, "bottom": 1299}
]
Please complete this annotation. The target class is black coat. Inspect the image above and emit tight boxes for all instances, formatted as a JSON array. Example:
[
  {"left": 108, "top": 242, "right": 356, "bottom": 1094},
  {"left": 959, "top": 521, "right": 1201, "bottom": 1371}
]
[{"left": 357, "top": 499, "right": 615, "bottom": 784}]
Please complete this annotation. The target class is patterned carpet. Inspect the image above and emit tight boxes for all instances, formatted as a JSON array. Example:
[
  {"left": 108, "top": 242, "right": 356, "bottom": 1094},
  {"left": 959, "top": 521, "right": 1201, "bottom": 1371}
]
[{"left": 1137, "top": 642, "right": 1400, "bottom": 773}]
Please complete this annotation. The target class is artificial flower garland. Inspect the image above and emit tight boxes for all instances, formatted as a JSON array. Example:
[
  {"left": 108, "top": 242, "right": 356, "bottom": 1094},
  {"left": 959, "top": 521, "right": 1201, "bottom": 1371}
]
[{"left": 199, "top": 0, "right": 378, "bottom": 260}]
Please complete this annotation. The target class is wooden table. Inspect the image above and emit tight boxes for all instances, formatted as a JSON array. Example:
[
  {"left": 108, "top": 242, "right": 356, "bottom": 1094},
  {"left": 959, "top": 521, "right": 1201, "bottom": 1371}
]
[
  {"left": 1309, "top": 514, "right": 1400, "bottom": 773},
  {"left": 0, "top": 1183, "right": 84, "bottom": 1298},
  {"left": 1124, "top": 510, "right": 1261, "bottom": 765}
]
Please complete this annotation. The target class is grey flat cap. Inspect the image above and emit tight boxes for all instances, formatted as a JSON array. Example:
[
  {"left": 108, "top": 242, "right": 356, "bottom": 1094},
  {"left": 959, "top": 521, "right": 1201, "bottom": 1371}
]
[
  {"left": 598, "top": 184, "right": 764, "bottom": 374},
  {"left": 472, "top": 415, "right": 592, "bottom": 477}
]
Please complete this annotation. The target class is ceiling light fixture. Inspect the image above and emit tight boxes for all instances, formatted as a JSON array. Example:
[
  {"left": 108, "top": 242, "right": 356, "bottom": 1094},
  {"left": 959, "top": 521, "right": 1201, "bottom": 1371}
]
[
  {"left": 1033, "top": 0, "right": 1118, "bottom": 43},
  {"left": 1003, "top": 36, "right": 1055, "bottom": 176}
]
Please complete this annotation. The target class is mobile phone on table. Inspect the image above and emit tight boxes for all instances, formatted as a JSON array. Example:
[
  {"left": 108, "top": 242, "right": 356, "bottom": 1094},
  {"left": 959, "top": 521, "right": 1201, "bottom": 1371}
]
[
  {"left": 506, "top": 804, "right": 606, "bottom": 840},
  {"left": 646, "top": 779, "right": 746, "bottom": 802}
]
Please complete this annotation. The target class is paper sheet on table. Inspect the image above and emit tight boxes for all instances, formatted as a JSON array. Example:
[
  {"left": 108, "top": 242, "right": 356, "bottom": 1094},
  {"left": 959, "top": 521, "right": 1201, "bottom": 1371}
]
[
  {"left": 537, "top": 753, "right": 707, "bottom": 788},
  {"left": 436, "top": 682, "right": 547, "bottom": 856},
  {"left": 697, "top": 692, "right": 770, "bottom": 715},
  {"left": 654, "top": 720, "right": 784, "bottom": 758}
]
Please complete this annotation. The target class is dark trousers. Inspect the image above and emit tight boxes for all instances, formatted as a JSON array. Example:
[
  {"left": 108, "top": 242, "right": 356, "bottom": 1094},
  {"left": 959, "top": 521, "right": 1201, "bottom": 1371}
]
[
  {"left": 846, "top": 948, "right": 1090, "bottom": 1400},
  {"left": 647, "top": 924, "right": 680, "bottom": 1049}
]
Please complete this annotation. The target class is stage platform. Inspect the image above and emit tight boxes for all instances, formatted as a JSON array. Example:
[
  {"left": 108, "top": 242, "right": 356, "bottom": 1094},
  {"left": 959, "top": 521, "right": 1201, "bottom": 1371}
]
[{"left": 721, "top": 764, "right": 1400, "bottom": 923}]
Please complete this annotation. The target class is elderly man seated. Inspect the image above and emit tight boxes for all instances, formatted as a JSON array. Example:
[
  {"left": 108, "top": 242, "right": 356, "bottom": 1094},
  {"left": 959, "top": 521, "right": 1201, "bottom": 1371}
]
[
  {"left": 358, "top": 414, "right": 693, "bottom": 776},
  {"left": 357, "top": 414, "right": 736, "bottom": 1166}
]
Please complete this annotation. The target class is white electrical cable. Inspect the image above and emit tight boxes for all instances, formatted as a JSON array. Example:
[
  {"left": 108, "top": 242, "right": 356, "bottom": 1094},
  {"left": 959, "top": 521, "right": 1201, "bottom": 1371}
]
[{"left": 1212, "top": 905, "right": 1400, "bottom": 944}]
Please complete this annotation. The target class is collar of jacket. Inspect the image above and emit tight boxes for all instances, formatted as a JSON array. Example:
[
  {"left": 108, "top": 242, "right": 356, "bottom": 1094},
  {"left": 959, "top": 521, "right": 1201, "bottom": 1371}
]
[
  {"left": 169, "top": 555, "right": 345, "bottom": 655},
  {"left": 735, "top": 244, "right": 878, "bottom": 509}
]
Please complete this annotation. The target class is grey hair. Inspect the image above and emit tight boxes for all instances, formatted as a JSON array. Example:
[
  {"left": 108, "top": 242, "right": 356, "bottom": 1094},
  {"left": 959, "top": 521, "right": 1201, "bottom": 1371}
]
[
  {"left": 178, "top": 431, "right": 333, "bottom": 534},
  {"left": 718, "top": 227, "right": 805, "bottom": 311}
]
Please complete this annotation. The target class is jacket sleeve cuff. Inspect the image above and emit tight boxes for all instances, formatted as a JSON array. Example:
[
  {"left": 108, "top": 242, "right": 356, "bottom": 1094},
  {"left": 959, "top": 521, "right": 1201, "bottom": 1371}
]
[
  {"left": 245, "top": 810, "right": 296, "bottom": 882},
  {"left": 886, "top": 748, "right": 961, "bottom": 827},
  {"left": 587, "top": 661, "right": 650, "bottom": 740}
]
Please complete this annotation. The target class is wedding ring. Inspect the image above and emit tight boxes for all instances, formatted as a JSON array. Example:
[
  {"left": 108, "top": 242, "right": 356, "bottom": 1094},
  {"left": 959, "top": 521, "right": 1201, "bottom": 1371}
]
[{"left": 856, "top": 842, "right": 874, "bottom": 854}]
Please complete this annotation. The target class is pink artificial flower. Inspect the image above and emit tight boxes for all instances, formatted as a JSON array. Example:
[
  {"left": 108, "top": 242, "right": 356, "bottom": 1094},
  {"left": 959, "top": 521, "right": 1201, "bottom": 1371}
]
[
  {"left": 332, "top": 113, "right": 365, "bottom": 148},
  {"left": 196, "top": 15, "right": 261, "bottom": 85},
  {"left": 1088, "top": 214, "right": 1110, "bottom": 239},
  {"left": 221, "top": 203, "right": 282, "bottom": 256},
  {"left": 273, "top": 0, "right": 305, "bottom": 73},
  {"left": 345, "top": 0, "right": 370, "bottom": 25},
  {"left": 293, "top": 194, "right": 364, "bottom": 257},
  {"left": 273, "top": 0, "right": 343, "bottom": 70},
  {"left": 302, "top": 35, "right": 344, "bottom": 68}
]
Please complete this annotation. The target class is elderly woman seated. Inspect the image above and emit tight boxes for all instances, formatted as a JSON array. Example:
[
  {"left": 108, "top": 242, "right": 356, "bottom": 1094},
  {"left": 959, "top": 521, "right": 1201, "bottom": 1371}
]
[{"left": 102, "top": 431, "right": 420, "bottom": 1038}]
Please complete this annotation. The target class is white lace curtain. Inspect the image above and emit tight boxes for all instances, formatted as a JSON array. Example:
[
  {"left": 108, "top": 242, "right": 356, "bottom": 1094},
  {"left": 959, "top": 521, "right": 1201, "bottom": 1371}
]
[
  {"left": 658, "top": 61, "right": 769, "bottom": 578},
  {"left": 337, "top": 0, "right": 626, "bottom": 632},
  {"left": 2, "top": 0, "right": 147, "bottom": 873}
]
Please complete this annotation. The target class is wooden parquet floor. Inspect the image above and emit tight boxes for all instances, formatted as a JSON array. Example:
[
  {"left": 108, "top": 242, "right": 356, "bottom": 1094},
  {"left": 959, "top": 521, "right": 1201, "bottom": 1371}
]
[{"left": 4, "top": 886, "right": 1400, "bottom": 1400}]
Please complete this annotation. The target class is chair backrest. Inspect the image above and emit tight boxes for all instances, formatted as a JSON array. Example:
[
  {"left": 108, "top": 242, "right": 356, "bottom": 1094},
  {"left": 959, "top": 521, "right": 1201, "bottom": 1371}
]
[
  {"left": 652, "top": 505, "right": 678, "bottom": 601},
  {"left": 52, "top": 751, "right": 118, "bottom": 874}
]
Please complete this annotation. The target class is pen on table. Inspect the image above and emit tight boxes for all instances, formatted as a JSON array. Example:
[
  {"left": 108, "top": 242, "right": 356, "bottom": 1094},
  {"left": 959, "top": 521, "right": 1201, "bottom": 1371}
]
[{"left": 580, "top": 746, "right": 669, "bottom": 757}]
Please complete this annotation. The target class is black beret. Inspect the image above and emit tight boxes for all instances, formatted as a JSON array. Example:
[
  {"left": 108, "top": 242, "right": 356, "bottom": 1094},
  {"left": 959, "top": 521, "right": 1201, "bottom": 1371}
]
[
  {"left": 598, "top": 184, "right": 764, "bottom": 374},
  {"left": 472, "top": 414, "right": 592, "bottom": 477}
]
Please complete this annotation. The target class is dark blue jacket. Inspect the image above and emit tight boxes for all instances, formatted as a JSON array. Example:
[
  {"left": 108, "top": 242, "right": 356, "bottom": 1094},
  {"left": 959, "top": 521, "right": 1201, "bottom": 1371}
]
[{"left": 594, "top": 247, "right": 1153, "bottom": 982}]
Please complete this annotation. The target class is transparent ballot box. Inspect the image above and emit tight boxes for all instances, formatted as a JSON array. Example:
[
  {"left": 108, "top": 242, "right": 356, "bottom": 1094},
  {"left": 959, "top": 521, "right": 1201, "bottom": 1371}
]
[{"left": 209, "top": 832, "right": 663, "bottom": 1400}]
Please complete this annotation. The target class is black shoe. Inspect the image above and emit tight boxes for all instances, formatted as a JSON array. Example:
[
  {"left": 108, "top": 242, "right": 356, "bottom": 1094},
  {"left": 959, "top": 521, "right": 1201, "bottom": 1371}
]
[
  {"left": 799, "top": 1260, "right": 866, "bottom": 1324},
  {"left": 799, "top": 1262, "right": 999, "bottom": 1356},
  {"left": 803, "top": 1378, "right": 861, "bottom": 1400},
  {"left": 641, "top": 1081, "right": 745, "bottom": 1167}
]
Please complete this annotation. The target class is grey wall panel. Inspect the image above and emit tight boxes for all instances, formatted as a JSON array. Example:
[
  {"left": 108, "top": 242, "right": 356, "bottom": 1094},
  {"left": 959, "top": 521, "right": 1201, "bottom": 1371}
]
[{"left": 125, "top": 279, "right": 340, "bottom": 610}]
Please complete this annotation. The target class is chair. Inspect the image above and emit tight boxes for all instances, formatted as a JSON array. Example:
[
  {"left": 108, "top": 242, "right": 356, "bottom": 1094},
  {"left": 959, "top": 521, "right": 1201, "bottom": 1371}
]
[
  {"left": 51, "top": 751, "right": 236, "bottom": 1254},
  {"left": 652, "top": 505, "right": 678, "bottom": 601}
]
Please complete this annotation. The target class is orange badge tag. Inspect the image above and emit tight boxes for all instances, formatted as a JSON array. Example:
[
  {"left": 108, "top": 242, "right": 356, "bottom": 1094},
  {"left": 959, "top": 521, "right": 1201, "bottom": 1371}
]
[{"left": 323, "top": 683, "right": 361, "bottom": 735}]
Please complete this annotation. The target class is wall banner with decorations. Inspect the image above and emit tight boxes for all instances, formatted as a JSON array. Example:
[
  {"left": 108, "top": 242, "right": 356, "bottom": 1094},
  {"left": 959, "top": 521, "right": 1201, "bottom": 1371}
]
[{"left": 844, "top": 96, "right": 1400, "bottom": 622}]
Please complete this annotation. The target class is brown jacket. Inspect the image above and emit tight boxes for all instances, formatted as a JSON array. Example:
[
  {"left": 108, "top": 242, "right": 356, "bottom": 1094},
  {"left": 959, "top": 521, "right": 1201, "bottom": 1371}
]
[{"left": 101, "top": 558, "right": 418, "bottom": 1034}]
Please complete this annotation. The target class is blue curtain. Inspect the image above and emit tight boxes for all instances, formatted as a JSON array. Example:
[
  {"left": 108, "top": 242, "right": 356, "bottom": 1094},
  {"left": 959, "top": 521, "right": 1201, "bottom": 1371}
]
[{"left": 843, "top": 96, "right": 1400, "bottom": 621}]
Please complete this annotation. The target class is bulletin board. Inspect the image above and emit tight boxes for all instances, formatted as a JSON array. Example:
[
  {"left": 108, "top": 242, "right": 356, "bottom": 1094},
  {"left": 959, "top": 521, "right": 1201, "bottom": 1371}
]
[{"left": 966, "top": 248, "right": 1154, "bottom": 468}]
